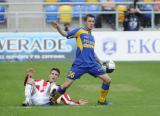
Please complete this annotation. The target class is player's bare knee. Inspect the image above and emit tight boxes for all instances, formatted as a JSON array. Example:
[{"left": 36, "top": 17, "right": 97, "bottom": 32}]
[
  {"left": 104, "top": 77, "right": 111, "bottom": 84},
  {"left": 100, "top": 75, "right": 111, "bottom": 84},
  {"left": 107, "top": 77, "right": 112, "bottom": 84}
]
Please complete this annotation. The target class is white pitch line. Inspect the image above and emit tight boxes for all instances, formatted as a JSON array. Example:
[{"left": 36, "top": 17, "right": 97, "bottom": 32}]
[{"left": 0, "top": 104, "right": 160, "bottom": 109}]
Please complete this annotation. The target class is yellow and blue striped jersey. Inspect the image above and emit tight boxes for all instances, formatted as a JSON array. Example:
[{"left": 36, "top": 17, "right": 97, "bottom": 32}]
[{"left": 67, "top": 27, "right": 97, "bottom": 67}]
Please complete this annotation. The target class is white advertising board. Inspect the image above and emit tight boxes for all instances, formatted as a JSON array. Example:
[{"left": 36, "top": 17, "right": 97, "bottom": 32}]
[{"left": 94, "top": 31, "right": 160, "bottom": 61}]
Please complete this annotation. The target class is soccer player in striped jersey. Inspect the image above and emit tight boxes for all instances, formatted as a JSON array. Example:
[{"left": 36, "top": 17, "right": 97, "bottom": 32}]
[
  {"left": 22, "top": 68, "right": 88, "bottom": 106},
  {"left": 50, "top": 14, "right": 112, "bottom": 105}
]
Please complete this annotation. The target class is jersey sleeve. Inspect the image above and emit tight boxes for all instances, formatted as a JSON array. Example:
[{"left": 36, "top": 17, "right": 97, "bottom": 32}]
[{"left": 66, "top": 27, "right": 81, "bottom": 39}]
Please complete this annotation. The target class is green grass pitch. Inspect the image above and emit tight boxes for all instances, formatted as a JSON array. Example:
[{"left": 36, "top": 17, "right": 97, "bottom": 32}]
[{"left": 0, "top": 61, "right": 160, "bottom": 116}]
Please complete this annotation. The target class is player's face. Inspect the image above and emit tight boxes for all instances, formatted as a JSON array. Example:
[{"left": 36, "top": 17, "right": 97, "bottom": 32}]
[
  {"left": 49, "top": 70, "right": 59, "bottom": 83},
  {"left": 129, "top": 8, "right": 136, "bottom": 13},
  {"left": 85, "top": 17, "right": 95, "bottom": 30}
]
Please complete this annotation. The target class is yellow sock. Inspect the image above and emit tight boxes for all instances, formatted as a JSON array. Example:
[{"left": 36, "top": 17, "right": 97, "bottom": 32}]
[{"left": 98, "top": 89, "right": 108, "bottom": 103}]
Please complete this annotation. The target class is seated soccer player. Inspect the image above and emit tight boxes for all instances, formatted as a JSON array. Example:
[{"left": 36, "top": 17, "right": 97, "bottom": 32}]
[{"left": 22, "top": 68, "right": 88, "bottom": 106}]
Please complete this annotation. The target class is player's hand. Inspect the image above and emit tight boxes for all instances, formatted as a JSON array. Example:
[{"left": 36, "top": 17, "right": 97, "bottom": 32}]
[
  {"left": 27, "top": 68, "right": 34, "bottom": 78},
  {"left": 51, "top": 21, "right": 59, "bottom": 29},
  {"left": 100, "top": 60, "right": 108, "bottom": 66},
  {"left": 24, "top": 68, "right": 34, "bottom": 86},
  {"left": 78, "top": 99, "right": 88, "bottom": 105}
]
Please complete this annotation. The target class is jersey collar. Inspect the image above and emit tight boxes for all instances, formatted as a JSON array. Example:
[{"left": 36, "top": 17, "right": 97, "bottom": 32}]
[{"left": 83, "top": 26, "right": 92, "bottom": 34}]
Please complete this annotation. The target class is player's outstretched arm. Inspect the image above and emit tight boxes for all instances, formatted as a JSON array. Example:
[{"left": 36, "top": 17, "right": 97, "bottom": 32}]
[{"left": 51, "top": 22, "right": 67, "bottom": 37}]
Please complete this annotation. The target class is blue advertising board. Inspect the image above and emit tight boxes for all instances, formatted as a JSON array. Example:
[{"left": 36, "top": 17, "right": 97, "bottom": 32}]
[{"left": 0, "top": 32, "right": 76, "bottom": 61}]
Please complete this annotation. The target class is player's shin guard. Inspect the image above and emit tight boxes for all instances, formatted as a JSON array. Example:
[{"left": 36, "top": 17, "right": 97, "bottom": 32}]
[
  {"left": 50, "top": 87, "right": 66, "bottom": 104},
  {"left": 98, "top": 83, "right": 110, "bottom": 103}
]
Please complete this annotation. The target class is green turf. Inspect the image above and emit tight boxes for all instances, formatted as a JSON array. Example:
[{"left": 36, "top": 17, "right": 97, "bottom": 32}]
[{"left": 0, "top": 61, "right": 160, "bottom": 116}]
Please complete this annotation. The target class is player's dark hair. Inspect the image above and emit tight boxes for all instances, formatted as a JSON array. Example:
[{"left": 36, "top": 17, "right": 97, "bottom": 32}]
[
  {"left": 134, "top": 0, "right": 139, "bottom": 8},
  {"left": 24, "top": 75, "right": 28, "bottom": 86},
  {"left": 50, "top": 68, "right": 60, "bottom": 75},
  {"left": 84, "top": 14, "right": 95, "bottom": 21}
]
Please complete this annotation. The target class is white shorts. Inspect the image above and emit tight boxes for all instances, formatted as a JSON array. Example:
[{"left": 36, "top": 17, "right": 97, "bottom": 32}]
[{"left": 31, "top": 92, "right": 50, "bottom": 105}]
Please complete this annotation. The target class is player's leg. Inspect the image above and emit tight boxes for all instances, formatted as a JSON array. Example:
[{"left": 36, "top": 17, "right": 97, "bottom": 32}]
[
  {"left": 89, "top": 63, "right": 112, "bottom": 105},
  {"left": 50, "top": 66, "right": 86, "bottom": 104},
  {"left": 50, "top": 79, "right": 74, "bottom": 104},
  {"left": 98, "top": 74, "right": 112, "bottom": 105}
]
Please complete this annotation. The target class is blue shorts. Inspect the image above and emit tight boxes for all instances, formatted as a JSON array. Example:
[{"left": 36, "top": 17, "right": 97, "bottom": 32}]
[{"left": 66, "top": 63, "right": 106, "bottom": 80}]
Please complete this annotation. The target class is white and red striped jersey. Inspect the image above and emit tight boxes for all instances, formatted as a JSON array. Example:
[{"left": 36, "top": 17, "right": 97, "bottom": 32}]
[
  {"left": 33, "top": 80, "right": 79, "bottom": 105},
  {"left": 34, "top": 80, "right": 51, "bottom": 94}
]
